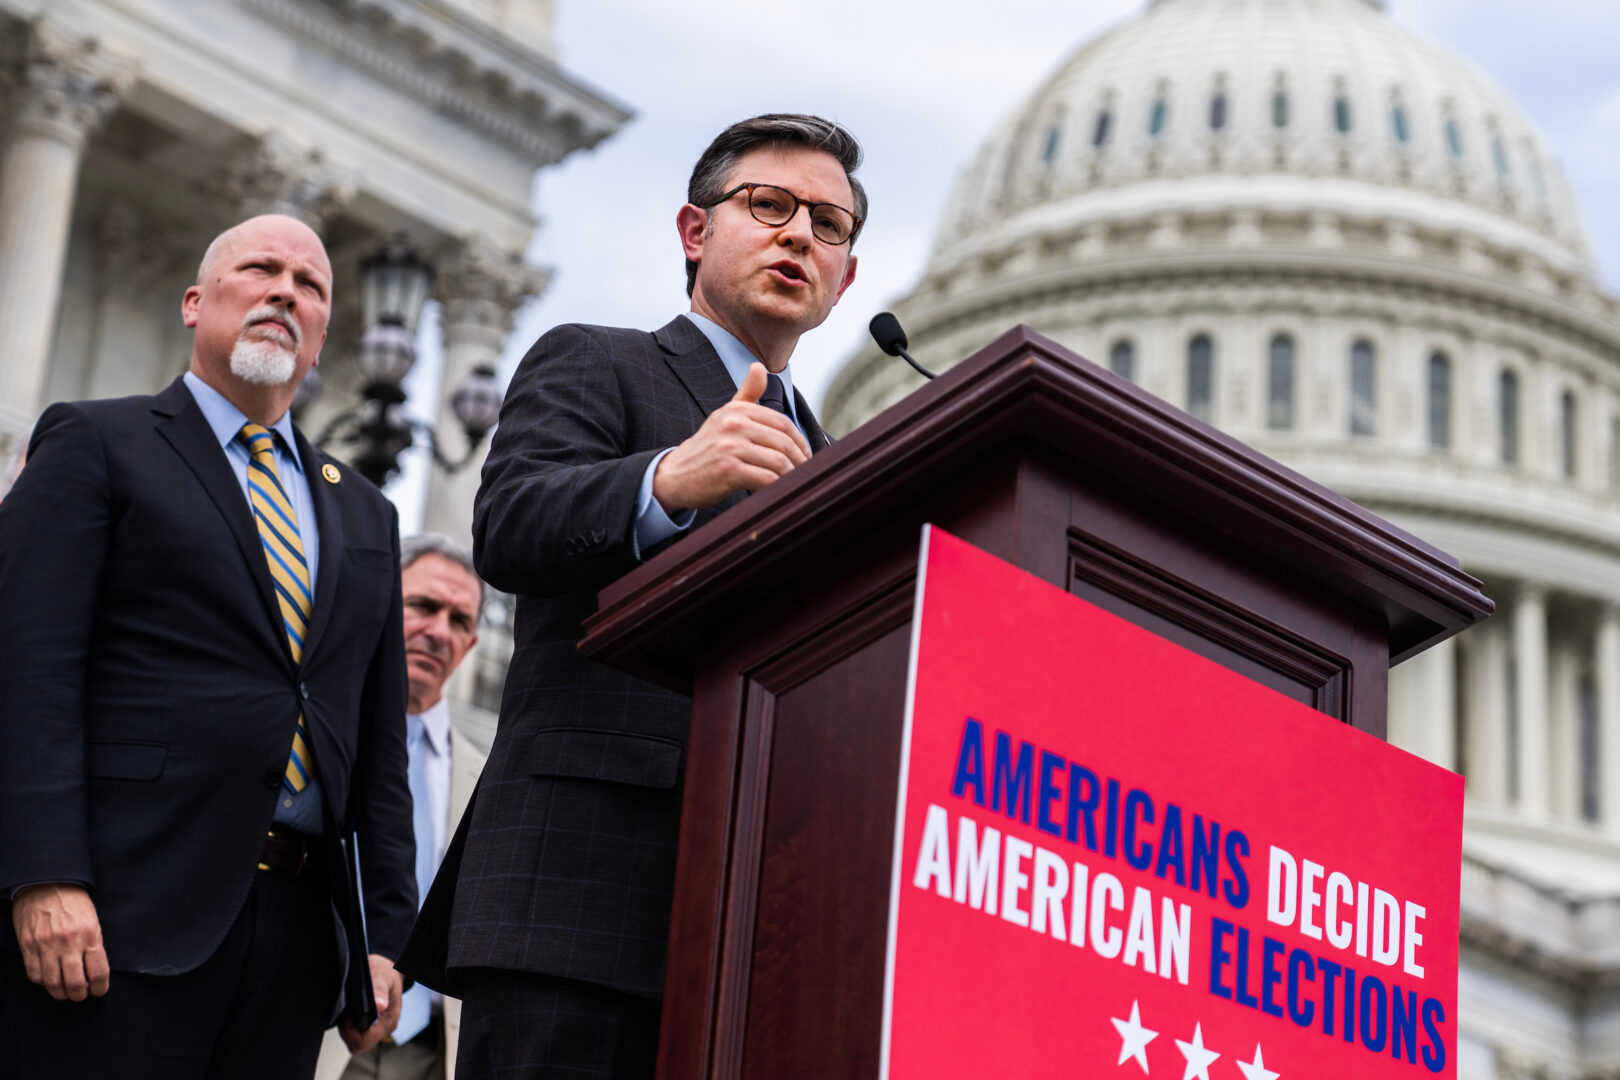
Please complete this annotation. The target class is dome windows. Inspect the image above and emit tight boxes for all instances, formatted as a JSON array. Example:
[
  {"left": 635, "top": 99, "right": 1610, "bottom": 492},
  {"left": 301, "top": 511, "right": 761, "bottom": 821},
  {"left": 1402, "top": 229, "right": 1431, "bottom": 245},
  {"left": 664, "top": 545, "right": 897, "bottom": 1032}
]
[
  {"left": 1272, "top": 84, "right": 1290, "bottom": 130},
  {"left": 1268, "top": 334, "right": 1295, "bottom": 430},
  {"left": 1187, "top": 335, "right": 1214, "bottom": 422},
  {"left": 1528, "top": 150, "right": 1550, "bottom": 207},
  {"left": 1561, "top": 389, "right": 1578, "bottom": 479},
  {"left": 1428, "top": 352, "right": 1452, "bottom": 450},
  {"left": 1110, "top": 340, "right": 1135, "bottom": 381},
  {"left": 1210, "top": 90, "right": 1228, "bottom": 132},
  {"left": 1492, "top": 136, "right": 1511, "bottom": 179},
  {"left": 1392, "top": 105, "right": 1410, "bottom": 145},
  {"left": 1042, "top": 121, "right": 1063, "bottom": 165},
  {"left": 1350, "top": 340, "right": 1377, "bottom": 436},
  {"left": 1093, "top": 109, "right": 1112, "bottom": 148},
  {"left": 1333, "top": 95, "right": 1353, "bottom": 135},
  {"left": 1444, "top": 116, "right": 1464, "bottom": 158},
  {"left": 1499, "top": 368, "right": 1520, "bottom": 465},
  {"left": 1148, "top": 84, "right": 1170, "bottom": 138}
]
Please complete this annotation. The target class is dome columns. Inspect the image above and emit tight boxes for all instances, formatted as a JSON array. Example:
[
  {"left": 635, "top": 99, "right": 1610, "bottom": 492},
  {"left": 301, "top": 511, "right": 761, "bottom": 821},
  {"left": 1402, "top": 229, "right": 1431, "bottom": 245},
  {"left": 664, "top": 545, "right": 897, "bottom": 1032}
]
[
  {"left": 1511, "top": 583, "right": 1551, "bottom": 817},
  {"left": 1388, "top": 633, "right": 1457, "bottom": 772},
  {"left": 1460, "top": 616, "right": 1511, "bottom": 803},
  {"left": 1599, "top": 605, "right": 1620, "bottom": 837}
]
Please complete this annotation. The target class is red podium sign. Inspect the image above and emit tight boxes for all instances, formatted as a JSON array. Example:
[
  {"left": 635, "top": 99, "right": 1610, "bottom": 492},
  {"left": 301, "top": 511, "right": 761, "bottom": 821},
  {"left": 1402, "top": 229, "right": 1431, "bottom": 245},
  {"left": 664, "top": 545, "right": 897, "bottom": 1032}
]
[{"left": 882, "top": 527, "right": 1461, "bottom": 1079}]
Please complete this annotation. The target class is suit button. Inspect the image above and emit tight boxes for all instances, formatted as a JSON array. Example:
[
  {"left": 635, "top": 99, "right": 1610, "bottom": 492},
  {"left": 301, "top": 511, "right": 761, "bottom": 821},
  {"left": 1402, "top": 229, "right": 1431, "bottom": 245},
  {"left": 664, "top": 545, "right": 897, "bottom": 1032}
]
[
  {"left": 263, "top": 766, "right": 283, "bottom": 789},
  {"left": 592, "top": 528, "right": 606, "bottom": 544},
  {"left": 564, "top": 538, "right": 577, "bottom": 555},
  {"left": 299, "top": 682, "right": 309, "bottom": 700}
]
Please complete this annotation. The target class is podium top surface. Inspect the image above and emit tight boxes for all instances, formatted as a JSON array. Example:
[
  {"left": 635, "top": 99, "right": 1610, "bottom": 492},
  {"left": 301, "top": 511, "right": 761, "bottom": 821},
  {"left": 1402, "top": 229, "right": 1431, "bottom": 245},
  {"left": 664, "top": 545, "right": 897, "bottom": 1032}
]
[{"left": 582, "top": 325, "right": 1493, "bottom": 685}]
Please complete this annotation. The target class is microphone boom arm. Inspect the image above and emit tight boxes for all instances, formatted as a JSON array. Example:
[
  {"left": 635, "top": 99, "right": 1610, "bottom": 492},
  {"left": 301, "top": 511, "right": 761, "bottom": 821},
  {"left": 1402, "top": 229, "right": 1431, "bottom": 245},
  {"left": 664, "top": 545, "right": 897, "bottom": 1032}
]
[{"left": 895, "top": 345, "right": 937, "bottom": 381}]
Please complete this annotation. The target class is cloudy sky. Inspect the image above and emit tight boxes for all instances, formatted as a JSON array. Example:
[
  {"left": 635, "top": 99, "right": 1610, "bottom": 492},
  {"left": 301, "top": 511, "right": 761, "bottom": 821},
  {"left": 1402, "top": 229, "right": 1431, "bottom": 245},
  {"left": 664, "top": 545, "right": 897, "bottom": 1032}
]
[{"left": 392, "top": 0, "right": 1619, "bottom": 525}]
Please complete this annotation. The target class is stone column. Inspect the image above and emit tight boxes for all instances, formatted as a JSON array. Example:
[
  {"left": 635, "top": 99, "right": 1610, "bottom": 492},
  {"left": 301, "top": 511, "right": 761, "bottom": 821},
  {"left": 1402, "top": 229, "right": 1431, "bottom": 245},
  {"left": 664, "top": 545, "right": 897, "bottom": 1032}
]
[
  {"left": 1547, "top": 641, "right": 1578, "bottom": 820},
  {"left": 1512, "top": 583, "right": 1550, "bottom": 816},
  {"left": 1388, "top": 636, "right": 1457, "bottom": 770},
  {"left": 0, "top": 27, "right": 131, "bottom": 425},
  {"left": 1463, "top": 621, "right": 1508, "bottom": 804},
  {"left": 421, "top": 238, "right": 546, "bottom": 547},
  {"left": 1597, "top": 604, "right": 1620, "bottom": 836}
]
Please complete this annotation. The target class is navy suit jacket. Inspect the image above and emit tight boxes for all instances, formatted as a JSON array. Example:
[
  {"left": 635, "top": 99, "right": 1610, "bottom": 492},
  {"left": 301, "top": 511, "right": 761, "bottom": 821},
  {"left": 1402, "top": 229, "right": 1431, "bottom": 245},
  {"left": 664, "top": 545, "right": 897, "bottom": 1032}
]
[
  {"left": 0, "top": 377, "right": 416, "bottom": 980},
  {"left": 400, "top": 317, "right": 827, "bottom": 999}
]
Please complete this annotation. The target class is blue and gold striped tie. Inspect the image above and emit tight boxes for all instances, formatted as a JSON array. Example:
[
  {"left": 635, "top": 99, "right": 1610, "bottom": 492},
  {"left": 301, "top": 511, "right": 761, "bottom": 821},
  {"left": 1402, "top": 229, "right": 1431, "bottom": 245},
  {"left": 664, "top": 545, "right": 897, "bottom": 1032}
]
[{"left": 239, "top": 423, "right": 315, "bottom": 796}]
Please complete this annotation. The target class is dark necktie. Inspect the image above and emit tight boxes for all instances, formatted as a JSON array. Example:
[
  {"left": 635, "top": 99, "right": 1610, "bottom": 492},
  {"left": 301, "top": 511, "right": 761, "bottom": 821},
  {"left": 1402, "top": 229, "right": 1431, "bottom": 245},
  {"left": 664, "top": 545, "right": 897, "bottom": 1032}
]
[
  {"left": 758, "top": 372, "right": 788, "bottom": 416},
  {"left": 239, "top": 423, "right": 315, "bottom": 797}
]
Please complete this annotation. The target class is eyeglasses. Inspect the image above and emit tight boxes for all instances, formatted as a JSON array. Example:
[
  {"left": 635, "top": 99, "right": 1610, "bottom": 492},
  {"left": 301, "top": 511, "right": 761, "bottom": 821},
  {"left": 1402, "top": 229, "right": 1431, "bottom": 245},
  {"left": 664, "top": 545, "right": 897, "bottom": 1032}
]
[{"left": 705, "top": 183, "right": 862, "bottom": 246}]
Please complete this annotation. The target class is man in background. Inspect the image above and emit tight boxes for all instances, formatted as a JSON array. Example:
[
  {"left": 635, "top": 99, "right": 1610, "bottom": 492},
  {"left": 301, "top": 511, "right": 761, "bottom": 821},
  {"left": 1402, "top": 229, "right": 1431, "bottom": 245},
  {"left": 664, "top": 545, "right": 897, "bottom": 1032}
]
[
  {"left": 401, "top": 113, "right": 863, "bottom": 1077},
  {"left": 319, "top": 533, "right": 488, "bottom": 1080},
  {"left": 0, "top": 214, "right": 414, "bottom": 1078}
]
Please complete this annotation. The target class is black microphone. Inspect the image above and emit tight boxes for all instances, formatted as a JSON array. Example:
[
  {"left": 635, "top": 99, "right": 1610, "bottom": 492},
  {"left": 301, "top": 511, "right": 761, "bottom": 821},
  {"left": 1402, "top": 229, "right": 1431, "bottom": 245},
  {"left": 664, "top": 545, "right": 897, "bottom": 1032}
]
[{"left": 869, "top": 312, "right": 937, "bottom": 380}]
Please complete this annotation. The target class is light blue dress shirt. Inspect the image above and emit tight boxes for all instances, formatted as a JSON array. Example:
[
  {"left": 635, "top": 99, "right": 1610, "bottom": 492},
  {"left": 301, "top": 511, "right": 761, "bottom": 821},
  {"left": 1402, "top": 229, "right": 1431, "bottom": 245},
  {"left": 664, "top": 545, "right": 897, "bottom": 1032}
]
[
  {"left": 183, "top": 371, "right": 325, "bottom": 835},
  {"left": 394, "top": 701, "right": 450, "bottom": 1044},
  {"left": 633, "top": 313, "right": 803, "bottom": 555}
]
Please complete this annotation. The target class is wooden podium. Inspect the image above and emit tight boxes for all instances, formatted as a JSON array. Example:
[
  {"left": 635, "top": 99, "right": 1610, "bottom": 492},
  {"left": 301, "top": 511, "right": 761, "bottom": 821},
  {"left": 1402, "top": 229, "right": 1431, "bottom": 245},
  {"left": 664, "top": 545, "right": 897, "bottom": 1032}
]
[{"left": 578, "top": 327, "right": 1492, "bottom": 1079}]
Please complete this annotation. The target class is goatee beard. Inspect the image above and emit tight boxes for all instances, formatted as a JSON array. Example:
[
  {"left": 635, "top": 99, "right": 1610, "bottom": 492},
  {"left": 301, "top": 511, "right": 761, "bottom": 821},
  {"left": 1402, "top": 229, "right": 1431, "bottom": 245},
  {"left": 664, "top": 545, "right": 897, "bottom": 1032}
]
[{"left": 230, "top": 339, "right": 298, "bottom": 386}]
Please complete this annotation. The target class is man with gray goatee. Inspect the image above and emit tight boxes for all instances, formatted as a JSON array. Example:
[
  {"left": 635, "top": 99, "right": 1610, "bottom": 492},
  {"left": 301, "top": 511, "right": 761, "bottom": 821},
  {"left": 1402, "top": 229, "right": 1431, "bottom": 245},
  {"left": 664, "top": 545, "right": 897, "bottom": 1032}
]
[{"left": 0, "top": 214, "right": 414, "bottom": 1079}]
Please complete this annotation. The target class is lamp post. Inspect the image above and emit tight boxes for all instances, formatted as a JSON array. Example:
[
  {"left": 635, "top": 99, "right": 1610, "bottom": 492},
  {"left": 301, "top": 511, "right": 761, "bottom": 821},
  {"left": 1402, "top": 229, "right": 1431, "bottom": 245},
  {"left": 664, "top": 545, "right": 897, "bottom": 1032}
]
[{"left": 306, "top": 233, "right": 504, "bottom": 487}]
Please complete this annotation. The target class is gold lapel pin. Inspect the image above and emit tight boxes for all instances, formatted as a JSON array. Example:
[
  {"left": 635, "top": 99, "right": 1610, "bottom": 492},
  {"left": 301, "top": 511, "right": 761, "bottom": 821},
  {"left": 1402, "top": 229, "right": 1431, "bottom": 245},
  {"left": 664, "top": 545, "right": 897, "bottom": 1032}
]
[{"left": 322, "top": 463, "right": 341, "bottom": 484}]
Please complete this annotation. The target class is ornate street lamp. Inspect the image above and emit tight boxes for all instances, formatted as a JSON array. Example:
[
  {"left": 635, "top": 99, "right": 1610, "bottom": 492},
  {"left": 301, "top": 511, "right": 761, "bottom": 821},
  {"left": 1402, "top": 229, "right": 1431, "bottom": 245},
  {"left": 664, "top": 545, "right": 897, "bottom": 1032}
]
[
  {"left": 305, "top": 233, "right": 505, "bottom": 487},
  {"left": 360, "top": 233, "right": 436, "bottom": 336}
]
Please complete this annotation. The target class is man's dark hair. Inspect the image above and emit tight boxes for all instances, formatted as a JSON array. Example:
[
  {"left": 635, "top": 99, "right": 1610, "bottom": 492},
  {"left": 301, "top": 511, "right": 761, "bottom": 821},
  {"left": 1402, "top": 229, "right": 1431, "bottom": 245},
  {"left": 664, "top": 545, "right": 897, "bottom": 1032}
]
[
  {"left": 401, "top": 531, "right": 485, "bottom": 613},
  {"left": 684, "top": 113, "right": 867, "bottom": 297}
]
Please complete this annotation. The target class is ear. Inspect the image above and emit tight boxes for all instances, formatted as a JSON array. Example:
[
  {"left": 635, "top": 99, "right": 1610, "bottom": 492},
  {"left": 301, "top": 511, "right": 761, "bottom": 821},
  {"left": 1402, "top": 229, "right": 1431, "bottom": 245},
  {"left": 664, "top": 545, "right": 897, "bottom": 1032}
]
[
  {"left": 677, "top": 203, "right": 709, "bottom": 264},
  {"left": 181, "top": 284, "right": 202, "bottom": 328},
  {"left": 833, "top": 254, "right": 858, "bottom": 305}
]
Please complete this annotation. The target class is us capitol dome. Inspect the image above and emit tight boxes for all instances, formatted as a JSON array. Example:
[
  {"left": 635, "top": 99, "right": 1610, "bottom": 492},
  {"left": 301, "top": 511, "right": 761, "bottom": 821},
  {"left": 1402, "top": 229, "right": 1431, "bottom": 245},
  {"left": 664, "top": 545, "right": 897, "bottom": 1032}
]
[{"left": 825, "top": 0, "right": 1620, "bottom": 1075}]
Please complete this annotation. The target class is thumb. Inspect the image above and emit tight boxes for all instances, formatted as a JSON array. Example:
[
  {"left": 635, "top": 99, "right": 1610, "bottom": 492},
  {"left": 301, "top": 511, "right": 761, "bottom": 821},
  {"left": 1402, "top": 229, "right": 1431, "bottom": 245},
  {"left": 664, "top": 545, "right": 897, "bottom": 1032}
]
[{"left": 732, "top": 362, "right": 767, "bottom": 404}]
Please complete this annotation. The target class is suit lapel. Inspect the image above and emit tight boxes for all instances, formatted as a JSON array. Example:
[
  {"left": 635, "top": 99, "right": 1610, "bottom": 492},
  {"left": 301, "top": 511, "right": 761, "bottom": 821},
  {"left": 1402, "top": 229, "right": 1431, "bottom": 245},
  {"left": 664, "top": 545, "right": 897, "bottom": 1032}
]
[
  {"left": 152, "top": 378, "right": 289, "bottom": 662},
  {"left": 653, "top": 316, "right": 736, "bottom": 417},
  {"left": 296, "top": 429, "right": 344, "bottom": 666}
]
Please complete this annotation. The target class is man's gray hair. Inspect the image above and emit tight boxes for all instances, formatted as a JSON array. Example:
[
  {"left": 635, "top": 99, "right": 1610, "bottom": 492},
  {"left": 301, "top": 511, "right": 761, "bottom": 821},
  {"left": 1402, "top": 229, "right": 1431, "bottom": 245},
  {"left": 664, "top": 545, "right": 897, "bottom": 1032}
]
[
  {"left": 684, "top": 113, "right": 866, "bottom": 297},
  {"left": 401, "top": 532, "right": 485, "bottom": 612}
]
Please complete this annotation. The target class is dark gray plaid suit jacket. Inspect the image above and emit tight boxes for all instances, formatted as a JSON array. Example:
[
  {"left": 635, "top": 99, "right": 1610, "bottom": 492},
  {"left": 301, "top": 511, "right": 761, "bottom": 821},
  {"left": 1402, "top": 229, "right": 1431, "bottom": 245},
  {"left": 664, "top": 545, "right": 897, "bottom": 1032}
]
[{"left": 399, "top": 316, "right": 828, "bottom": 1000}]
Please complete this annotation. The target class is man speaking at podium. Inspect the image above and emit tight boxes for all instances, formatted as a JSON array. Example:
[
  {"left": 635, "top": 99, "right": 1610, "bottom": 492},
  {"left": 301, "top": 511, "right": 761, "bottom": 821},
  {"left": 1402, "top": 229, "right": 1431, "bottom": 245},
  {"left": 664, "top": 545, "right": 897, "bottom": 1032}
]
[{"left": 400, "top": 114, "right": 864, "bottom": 1076}]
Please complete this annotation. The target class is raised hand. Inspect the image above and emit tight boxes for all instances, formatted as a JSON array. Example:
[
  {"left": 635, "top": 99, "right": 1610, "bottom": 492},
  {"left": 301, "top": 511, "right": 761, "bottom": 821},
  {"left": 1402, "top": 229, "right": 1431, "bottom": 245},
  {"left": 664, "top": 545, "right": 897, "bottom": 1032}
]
[{"left": 652, "top": 362, "right": 812, "bottom": 511}]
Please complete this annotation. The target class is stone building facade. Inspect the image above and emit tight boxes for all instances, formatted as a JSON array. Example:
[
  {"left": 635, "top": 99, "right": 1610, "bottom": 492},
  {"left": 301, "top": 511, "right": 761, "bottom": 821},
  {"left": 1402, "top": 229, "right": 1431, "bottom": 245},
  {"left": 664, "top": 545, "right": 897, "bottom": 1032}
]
[
  {"left": 0, "top": 0, "right": 629, "bottom": 741},
  {"left": 0, "top": 0, "right": 627, "bottom": 547}
]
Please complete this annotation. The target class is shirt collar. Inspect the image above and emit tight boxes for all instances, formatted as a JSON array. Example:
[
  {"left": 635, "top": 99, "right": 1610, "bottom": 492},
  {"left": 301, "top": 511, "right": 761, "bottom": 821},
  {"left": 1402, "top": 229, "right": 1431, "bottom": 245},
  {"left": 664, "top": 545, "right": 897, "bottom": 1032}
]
[
  {"left": 681, "top": 312, "right": 798, "bottom": 427},
  {"left": 182, "top": 370, "right": 304, "bottom": 474},
  {"left": 413, "top": 699, "right": 452, "bottom": 757}
]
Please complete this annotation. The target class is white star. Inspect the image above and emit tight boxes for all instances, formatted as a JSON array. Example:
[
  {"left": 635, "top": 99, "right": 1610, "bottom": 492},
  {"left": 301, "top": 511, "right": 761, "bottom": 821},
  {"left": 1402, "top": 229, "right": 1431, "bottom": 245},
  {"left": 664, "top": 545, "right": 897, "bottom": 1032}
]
[
  {"left": 1174, "top": 1022, "right": 1221, "bottom": 1080},
  {"left": 1235, "top": 1044, "right": 1280, "bottom": 1080},
  {"left": 1110, "top": 999, "right": 1158, "bottom": 1073}
]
